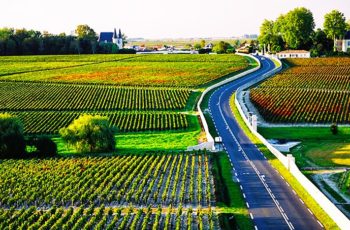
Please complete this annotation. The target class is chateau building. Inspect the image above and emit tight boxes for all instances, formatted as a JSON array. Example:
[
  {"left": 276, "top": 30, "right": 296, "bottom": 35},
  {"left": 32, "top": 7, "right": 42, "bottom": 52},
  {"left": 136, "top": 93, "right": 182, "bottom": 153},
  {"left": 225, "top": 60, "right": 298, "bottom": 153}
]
[{"left": 98, "top": 28, "right": 123, "bottom": 49}]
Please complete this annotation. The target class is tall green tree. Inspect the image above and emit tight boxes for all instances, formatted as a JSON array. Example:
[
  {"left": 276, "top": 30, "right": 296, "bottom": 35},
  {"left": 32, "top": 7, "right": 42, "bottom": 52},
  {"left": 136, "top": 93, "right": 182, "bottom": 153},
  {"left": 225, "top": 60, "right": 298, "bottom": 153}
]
[
  {"left": 323, "top": 10, "right": 347, "bottom": 51},
  {"left": 0, "top": 113, "right": 26, "bottom": 159},
  {"left": 75, "top": 24, "right": 97, "bottom": 39},
  {"left": 310, "top": 28, "right": 333, "bottom": 56},
  {"left": 59, "top": 114, "right": 116, "bottom": 153},
  {"left": 258, "top": 20, "right": 275, "bottom": 52},
  {"left": 280, "top": 7, "right": 315, "bottom": 49},
  {"left": 212, "top": 41, "right": 233, "bottom": 54}
]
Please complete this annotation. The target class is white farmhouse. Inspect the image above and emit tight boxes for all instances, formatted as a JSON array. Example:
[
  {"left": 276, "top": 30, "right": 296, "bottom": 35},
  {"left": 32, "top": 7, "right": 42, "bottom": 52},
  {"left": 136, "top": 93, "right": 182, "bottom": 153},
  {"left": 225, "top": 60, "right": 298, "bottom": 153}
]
[
  {"left": 335, "top": 31, "right": 350, "bottom": 52},
  {"left": 277, "top": 50, "right": 310, "bottom": 59}
]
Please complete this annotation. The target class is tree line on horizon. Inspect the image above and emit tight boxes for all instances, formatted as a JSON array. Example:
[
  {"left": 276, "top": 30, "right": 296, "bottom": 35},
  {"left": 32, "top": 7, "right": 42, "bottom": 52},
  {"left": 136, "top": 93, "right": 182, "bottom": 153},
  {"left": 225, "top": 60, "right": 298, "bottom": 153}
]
[
  {"left": 258, "top": 8, "right": 350, "bottom": 56},
  {"left": 0, "top": 25, "right": 132, "bottom": 56}
]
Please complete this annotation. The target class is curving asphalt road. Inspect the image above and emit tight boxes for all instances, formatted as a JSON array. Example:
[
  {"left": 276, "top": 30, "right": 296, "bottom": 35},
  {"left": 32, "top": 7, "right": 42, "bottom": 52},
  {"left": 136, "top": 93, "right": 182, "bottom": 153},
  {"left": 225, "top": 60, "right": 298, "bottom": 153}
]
[{"left": 208, "top": 56, "right": 324, "bottom": 230}]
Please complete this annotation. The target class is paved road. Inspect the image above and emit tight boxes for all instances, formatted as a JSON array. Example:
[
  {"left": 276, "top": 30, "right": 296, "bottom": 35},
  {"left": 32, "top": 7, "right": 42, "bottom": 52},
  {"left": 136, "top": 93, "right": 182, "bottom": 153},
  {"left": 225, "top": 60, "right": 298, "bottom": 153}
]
[{"left": 208, "top": 56, "right": 323, "bottom": 230}]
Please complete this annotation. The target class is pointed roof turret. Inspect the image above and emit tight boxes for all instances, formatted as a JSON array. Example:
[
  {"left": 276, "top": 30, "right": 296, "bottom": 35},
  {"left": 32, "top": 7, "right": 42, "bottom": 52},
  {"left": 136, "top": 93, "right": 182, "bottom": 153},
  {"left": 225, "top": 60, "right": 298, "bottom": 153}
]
[
  {"left": 113, "top": 28, "right": 117, "bottom": 39},
  {"left": 118, "top": 29, "right": 122, "bottom": 39}
]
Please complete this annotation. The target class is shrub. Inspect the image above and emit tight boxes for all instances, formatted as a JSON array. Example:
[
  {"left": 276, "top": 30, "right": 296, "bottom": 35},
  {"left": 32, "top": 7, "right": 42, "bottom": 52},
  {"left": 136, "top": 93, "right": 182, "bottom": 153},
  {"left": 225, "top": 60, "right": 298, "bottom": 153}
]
[
  {"left": 59, "top": 114, "right": 116, "bottom": 153},
  {"left": 27, "top": 136, "right": 57, "bottom": 157},
  {"left": 330, "top": 123, "right": 338, "bottom": 135},
  {"left": 0, "top": 113, "right": 26, "bottom": 158}
]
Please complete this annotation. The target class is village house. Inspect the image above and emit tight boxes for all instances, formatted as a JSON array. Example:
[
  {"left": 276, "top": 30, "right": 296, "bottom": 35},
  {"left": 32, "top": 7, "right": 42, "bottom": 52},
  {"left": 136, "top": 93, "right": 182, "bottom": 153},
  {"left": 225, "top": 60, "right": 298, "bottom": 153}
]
[{"left": 335, "top": 31, "right": 350, "bottom": 53}]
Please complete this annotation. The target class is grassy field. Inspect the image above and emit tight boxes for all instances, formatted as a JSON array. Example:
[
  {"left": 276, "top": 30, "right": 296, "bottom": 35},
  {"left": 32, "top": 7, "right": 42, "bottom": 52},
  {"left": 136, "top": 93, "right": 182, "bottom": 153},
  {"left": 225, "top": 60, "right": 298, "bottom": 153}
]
[
  {"left": 230, "top": 95, "right": 339, "bottom": 229},
  {"left": 250, "top": 57, "right": 350, "bottom": 124},
  {"left": 259, "top": 127, "right": 350, "bottom": 167}
]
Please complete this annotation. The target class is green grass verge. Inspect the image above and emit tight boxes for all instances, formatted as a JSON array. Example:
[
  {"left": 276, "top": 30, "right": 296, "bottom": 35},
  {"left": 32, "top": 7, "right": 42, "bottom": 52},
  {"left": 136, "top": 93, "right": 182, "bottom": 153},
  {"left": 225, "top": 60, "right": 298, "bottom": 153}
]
[
  {"left": 259, "top": 127, "right": 350, "bottom": 167},
  {"left": 185, "top": 91, "right": 202, "bottom": 111},
  {"left": 258, "top": 127, "right": 350, "bottom": 141},
  {"left": 230, "top": 95, "right": 339, "bottom": 229},
  {"left": 211, "top": 152, "right": 254, "bottom": 230}
]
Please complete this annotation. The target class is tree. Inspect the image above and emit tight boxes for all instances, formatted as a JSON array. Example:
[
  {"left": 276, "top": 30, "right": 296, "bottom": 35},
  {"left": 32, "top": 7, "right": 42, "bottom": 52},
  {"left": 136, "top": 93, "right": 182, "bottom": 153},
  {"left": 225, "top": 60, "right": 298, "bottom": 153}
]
[
  {"left": 212, "top": 41, "right": 233, "bottom": 54},
  {"left": 59, "top": 114, "right": 116, "bottom": 153},
  {"left": 75, "top": 24, "right": 96, "bottom": 39},
  {"left": 280, "top": 7, "right": 315, "bottom": 49},
  {"left": 310, "top": 28, "right": 333, "bottom": 56},
  {"left": 0, "top": 113, "right": 26, "bottom": 159},
  {"left": 347, "top": 20, "right": 350, "bottom": 30},
  {"left": 194, "top": 43, "right": 202, "bottom": 50},
  {"left": 200, "top": 39, "right": 206, "bottom": 48},
  {"left": 323, "top": 10, "right": 347, "bottom": 51},
  {"left": 27, "top": 136, "right": 57, "bottom": 157},
  {"left": 258, "top": 20, "right": 275, "bottom": 52}
]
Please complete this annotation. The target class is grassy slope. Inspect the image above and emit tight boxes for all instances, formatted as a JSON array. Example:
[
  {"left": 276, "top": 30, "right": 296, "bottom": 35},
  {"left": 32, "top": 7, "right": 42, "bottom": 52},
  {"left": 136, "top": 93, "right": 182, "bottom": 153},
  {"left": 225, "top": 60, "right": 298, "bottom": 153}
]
[
  {"left": 230, "top": 95, "right": 339, "bottom": 229},
  {"left": 259, "top": 127, "right": 350, "bottom": 167},
  {"left": 212, "top": 152, "right": 254, "bottom": 230}
]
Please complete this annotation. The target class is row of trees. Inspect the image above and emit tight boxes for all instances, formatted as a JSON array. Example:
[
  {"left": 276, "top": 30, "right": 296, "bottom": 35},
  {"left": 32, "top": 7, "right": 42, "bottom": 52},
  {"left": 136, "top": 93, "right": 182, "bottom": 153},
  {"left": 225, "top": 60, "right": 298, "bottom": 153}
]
[
  {"left": 258, "top": 8, "right": 350, "bottom": 56},
  {"left": 0, "top": 25, "right": 130, "bottom": 55}
]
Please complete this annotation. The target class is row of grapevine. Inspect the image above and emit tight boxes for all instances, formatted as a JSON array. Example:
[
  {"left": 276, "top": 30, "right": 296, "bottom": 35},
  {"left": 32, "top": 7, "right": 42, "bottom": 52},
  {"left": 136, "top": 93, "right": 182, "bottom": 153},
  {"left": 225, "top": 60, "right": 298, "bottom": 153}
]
[
  {"left": 250, "top": 57, "right": 350, "bottom": 124},
  {"left": 0, "top": 152, "right": 215, "bottom": 209},
  {"left": 9, "top": 111, "right": 189, "bottom": 134},
  {"left": 0, "top": 206, "right": 221, "bottom": 230},
  {"left": 285, "top": 57, "right": 350, "bottom": 66},
  {"left": 251, "top": 88, "right": 350, "bottom": 123},
  {"left": 0, "top": 81, "right": 190, "bottom": 111}
]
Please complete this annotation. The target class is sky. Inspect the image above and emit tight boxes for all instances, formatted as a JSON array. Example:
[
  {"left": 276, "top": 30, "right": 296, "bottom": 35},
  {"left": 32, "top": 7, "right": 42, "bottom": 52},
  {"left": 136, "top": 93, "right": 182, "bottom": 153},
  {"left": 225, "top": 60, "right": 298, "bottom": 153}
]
[{"left": 1, "top": 0, "right": 349, "bottom": 39}]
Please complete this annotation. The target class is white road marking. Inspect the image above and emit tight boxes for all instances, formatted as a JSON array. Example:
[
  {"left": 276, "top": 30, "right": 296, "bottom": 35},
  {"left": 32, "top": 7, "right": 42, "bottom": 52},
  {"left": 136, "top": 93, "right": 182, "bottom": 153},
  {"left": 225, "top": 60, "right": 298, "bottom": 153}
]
[
  {"left": 250, "top": 213, "right": 254, "bottom": 219},
  {"left": 317, "top": 221, "right": 323, "bottom": 228},
  {"left": 246, "top": 202, "right": 250, "bottom": 208},
  {"left": 243, "top": 193, "right": 246, "bottom": 198},
  {"left": 307, "top": 208, "right": 313, "bottom": 215},
  {"left": 299, "top": 198, "right": 305, "bottom": 204},
  {"left": 240, "top": 185, "right": 243, "bottom": 190}
]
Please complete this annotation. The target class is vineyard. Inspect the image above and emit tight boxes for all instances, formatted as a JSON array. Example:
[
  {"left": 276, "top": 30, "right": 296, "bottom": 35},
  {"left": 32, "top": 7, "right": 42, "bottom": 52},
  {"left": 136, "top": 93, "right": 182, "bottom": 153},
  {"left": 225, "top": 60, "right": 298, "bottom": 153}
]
[
  {"left": 250, "top": 57, "right": 350, "bottom": 124},
  {"left": 0, "top": 54, "right": 248, "bottom": 87},
  {"left": 10, "top": 111, "right": 190, "bottom": 134},
  {"left": 0, "top": 152, "right": 214, "bottom": 208},
  {"left": 0, "top": 81, "right": 190, "bottom": 111},
  {"left": 0, "top": 205, "right": 220, "bottom": 230}
]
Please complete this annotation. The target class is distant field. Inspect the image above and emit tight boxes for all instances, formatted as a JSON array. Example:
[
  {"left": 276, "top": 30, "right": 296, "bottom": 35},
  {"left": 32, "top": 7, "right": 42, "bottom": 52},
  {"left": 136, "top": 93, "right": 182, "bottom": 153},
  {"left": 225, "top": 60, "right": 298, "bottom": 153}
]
[
  {"left": 0, "top": 54, "right": 248, "bottom": 87},
  {"left": 250, "top": 57, "right": 350, "bottom": 124}
]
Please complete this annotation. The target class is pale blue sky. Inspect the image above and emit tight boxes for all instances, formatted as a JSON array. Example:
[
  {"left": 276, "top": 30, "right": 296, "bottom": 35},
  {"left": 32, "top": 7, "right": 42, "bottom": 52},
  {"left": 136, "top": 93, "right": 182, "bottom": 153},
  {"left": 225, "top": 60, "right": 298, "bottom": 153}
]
[{"left": 1, "top": 0, "right": 349, "bottom": 38}]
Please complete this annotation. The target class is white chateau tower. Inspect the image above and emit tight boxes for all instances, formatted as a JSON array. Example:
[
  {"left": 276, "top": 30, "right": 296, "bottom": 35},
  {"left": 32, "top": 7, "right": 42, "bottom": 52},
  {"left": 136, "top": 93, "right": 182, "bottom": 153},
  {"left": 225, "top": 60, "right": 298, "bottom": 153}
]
[{"left": 112, "top": 28, "right": 123, "bottom": 49}]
